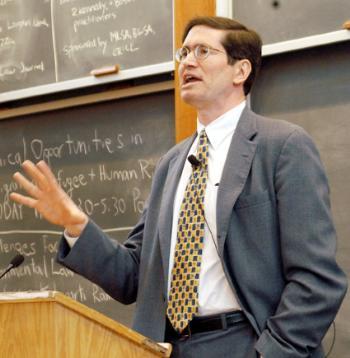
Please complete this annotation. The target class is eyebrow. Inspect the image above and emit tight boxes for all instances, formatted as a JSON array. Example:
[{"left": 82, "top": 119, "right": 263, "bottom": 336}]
[{"left": 181, "top": 42, "right": 215, "bottom": 49}]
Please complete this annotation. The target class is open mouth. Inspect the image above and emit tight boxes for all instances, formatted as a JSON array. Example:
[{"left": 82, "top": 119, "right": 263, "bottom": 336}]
[{"left": 183, "top": 74, "right": 201, "bottom": 85}]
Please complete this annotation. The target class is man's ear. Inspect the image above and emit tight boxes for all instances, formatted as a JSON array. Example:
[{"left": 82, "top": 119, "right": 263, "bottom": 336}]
[{"left": 232, "top": 59, "right": 252, "bottom": 86}]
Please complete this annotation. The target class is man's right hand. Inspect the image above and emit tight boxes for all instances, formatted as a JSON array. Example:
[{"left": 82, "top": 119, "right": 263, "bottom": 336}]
[{"left": 10, "top": 160, "right": 88, "bottom": 237}]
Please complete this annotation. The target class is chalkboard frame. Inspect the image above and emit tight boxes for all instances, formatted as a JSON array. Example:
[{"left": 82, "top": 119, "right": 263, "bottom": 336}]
[
  {"left": 0, "top": 80, "right": 175, "bottom": 121},
  {"left": 262, "top": 30, "right": 350, "bottom": 57},
  {"left": 0, "top": 61, "right": 174, "bottom": 104}
]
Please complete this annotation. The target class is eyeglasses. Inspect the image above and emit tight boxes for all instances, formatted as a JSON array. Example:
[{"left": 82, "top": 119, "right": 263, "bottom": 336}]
[{"left": 175, "top": 44, "right": 226, "bottom": 63}]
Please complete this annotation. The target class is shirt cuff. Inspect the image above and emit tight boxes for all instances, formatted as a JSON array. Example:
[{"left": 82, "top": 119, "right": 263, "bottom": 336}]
[{"left": 63, "top": 230, "right": 80, "bottom": 248}]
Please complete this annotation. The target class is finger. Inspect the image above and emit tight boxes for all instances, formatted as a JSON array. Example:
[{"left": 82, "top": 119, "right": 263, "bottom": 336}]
[
  {"left": 13, "top": 172, "right": 41, "bottom": 199},
  {"left": 21, "top": 160, "right": 49, "bottom": 191},
  {"left": 9, "top": 192, "right": 38, "bottom": 209},
  {"left": 36, "top": 160, "right": 59, "bottom": 186}
]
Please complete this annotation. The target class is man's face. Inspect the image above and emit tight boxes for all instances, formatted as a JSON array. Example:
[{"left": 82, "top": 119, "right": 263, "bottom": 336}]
[{"left": 178, "top": 26, "right": 238, "bottom": 111}]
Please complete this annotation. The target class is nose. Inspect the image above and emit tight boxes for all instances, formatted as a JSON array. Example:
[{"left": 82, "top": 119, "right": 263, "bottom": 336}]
[{"left": 181, "top": 50, "right": 198, "bottom": 67}]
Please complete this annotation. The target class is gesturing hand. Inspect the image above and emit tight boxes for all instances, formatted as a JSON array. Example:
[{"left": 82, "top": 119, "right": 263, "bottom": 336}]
[{"left": 10, "top": 160, "right": 88, "bottom": 237}]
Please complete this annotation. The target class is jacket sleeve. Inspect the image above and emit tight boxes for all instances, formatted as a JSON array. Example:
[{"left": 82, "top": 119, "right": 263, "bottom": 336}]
[
  {"left": 255, "top": 128, "right": 347, "bottom": 357},
  {"left": 57, "top": 208, "right": 147, "bottom": 305}
]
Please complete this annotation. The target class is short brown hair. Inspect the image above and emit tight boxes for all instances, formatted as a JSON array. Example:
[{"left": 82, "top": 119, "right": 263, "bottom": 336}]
[{"left": 182, "top": 16, "right": 262, "bottom": 95}]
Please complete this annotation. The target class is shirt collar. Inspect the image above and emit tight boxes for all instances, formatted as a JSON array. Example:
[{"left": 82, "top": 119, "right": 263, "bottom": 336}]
[{"left": 197, "top": 101, "right": 246, "bottom": 150}]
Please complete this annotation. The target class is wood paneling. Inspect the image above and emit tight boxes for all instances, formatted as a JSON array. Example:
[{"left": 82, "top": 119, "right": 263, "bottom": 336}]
[{"left": 174, "top": 0, "right": 216, "bottom": 142}]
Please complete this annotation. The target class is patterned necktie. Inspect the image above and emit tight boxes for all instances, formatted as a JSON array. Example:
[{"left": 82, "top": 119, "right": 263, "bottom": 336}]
[{"left": 167, "top": 129, "right": 209, "bottom": 333}]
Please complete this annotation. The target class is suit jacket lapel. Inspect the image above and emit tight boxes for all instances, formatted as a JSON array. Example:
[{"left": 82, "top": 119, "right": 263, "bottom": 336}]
[
  {"left": 158, "top": 134, "right": 196, "bottom": 291},
  {"left": 216, "top": 107, "right": 258, "bottom": 255}
]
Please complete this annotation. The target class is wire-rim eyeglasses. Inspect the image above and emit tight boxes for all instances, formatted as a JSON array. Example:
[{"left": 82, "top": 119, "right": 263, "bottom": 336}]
[{"left": 175, "top": 44, "right": 226, "bottom": 63}]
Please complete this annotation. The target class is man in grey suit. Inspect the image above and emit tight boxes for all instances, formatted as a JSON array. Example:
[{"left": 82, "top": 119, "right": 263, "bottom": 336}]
[{"left": 10, "top": 16, "right": 347, "bottom": 357}]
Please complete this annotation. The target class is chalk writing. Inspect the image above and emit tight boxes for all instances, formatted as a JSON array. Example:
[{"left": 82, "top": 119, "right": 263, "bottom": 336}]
[
  {"left": 92, "top": 284, "right": 113, "bottom": 302},
  {"left": 63, "top": 36, "right": 108, "bottom": 58},
  {"left": 42, "top": 235, "right": 59, "bottom": 254},
  {"left": 7, "top": 18, "right": 50, "bottom": 31},
  {"left": 0, "top": 66, "right": 16, "bottom": 80},
  {"left": 57, "top": 170, "right": 88, "bottom": 196},
  {"left": 0, "top": 181, "right": 20, "bottom": 201},
  {"left": 0, "top": 0, "right": 14, "bottom": 7},
  {"left": 0, "top": 201, "right": 23, "bottom": 221},
  {"left": 71, "top": 1, "right": 108, "bottom": 17},
  {"left": 110, "top": 0, "right": 136, "bottom": 9},
  {"left": 20, "top": 61, "right": 45, "bottom": 75},
  {"left": 59, "top": 0, "right": 77, "bottom": 5},
  {"left": 3, "top": 256, "right": 49, "bottom": 279},
  {"left": 132, "top": 187, "right": 145, "bottom": 214},
  {"left": 62, "top": 284, "right": 88, "bottom": 302},
  {"left": 0, "top": 239, "right": 36, "bottom": 256},
  {"left": 73, "top": 12, "right": 117, "bottom": 33},
  {"left": 0, "top": 131, "right": 145, "bottom": 168},
  {"left": 0, "top": 62, "right": 46, "bottom": 81},
  {"left": 109, "top": 24, "right": 156, "bottom": 43},
  {"left": 30, "top": 139, "right": 65, "bottom": 164},
  {"left": 0, "top": 36, "right": 15, "bottom": 48},
  {"left": 76, "top": 196, "right": 127, "bottom": 216},
  {"left": 0, "top": 0, "right": 172, "bottom": 94}
]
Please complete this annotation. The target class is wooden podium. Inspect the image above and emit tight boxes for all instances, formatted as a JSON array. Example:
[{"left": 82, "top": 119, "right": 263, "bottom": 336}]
[{"left": 0, "top": 291, "right": 171, "bottom": 358}]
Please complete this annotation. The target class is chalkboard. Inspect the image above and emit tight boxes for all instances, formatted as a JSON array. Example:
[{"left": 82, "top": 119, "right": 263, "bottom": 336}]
[
  {"left": 251, "top": 41, "right": 350, "bottom": 357},
  {"left": 0, "top": 90, "right": 175, "bottom": 327},
  {"left": 0, "top": 0, "right": 173, "bottom": 102},
  {"left": 233, "top": 0, "right": 350, "bottom": 44}
]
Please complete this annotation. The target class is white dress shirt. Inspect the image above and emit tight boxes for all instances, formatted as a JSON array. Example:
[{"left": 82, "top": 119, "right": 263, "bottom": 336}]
[{"left": 168, "top": 101, "right": 246, "bottom": 316}]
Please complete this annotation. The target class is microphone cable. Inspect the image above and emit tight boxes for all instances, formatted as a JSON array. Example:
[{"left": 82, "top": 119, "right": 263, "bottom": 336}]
[{"left": 325, "top": 321, "right": 336, "bottom": 357}]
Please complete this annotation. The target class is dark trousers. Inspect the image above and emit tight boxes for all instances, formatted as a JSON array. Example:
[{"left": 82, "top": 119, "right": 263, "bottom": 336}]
[{"left": 165, "top": 314, "right": 259, "bottom": 358}]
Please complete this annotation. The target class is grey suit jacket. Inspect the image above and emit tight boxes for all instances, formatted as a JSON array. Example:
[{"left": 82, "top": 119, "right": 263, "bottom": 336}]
[{"left": 58, "top": 107, "right": 347, "bottom": 358}]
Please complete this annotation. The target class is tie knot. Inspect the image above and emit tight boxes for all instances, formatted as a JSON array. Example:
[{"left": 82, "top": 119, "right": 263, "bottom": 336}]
[{"left": 197, "top": 130, "right": 208, "bottom": 163}]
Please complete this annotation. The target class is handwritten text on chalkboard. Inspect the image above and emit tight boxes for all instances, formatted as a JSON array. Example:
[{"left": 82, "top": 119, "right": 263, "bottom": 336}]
[{"left": 0, "top": 0, "right": 173, "bottom": 92}]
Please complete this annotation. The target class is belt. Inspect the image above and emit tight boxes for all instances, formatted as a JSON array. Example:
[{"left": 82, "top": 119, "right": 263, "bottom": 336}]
[{"left": 166, "top": 311, "right": 246, "bottom": 339}]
